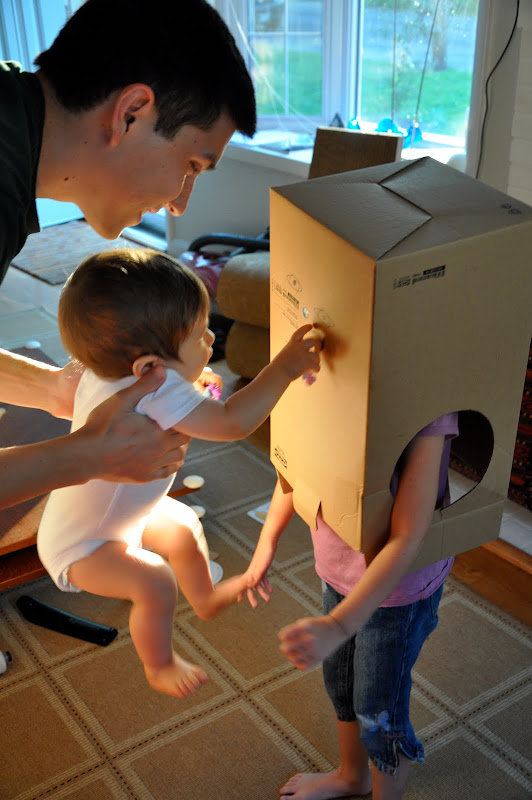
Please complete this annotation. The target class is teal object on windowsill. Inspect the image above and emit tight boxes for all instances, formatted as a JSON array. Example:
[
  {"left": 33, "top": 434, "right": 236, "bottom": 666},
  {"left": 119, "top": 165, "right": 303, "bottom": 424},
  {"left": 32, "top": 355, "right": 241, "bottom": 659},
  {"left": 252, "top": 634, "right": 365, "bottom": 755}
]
[
  {"left": 376, "top": 118, "right": 404, "bottom": 135},
  {"left": 403, "top": 123, "right": 423, "bottom": 148}
]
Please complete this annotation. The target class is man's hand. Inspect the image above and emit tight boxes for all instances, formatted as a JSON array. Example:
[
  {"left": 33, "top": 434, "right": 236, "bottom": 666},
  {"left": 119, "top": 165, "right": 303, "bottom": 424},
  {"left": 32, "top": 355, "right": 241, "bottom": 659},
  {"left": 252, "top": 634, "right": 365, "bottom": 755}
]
[{"left": 79, "top": 366, "right": 190, "bottom": 483}]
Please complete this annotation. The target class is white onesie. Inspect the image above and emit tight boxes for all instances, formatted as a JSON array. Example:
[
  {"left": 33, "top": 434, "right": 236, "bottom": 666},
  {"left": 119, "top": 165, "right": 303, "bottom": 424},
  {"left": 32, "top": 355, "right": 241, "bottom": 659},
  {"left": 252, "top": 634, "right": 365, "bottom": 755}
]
[{"left": 37, "top": 368, "right": 205, "bottom": 592}]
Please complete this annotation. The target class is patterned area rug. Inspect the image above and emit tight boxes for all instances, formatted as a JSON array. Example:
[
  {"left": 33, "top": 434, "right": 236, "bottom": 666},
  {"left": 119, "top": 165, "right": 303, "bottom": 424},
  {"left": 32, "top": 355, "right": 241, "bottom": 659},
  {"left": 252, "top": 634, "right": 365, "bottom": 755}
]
[
  {"left": 10, "top": 220, "right": 143, "bottom": 285},
  {"left": 0, "top": 432, "right": 531, "bottom": 799}
]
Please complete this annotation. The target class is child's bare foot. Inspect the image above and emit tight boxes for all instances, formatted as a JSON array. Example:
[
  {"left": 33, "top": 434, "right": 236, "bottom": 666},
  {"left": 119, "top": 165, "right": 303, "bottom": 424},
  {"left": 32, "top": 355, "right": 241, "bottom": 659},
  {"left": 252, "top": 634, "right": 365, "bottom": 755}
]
[
  {"left": 280, "top": 769, "right": 372, "bottom": 799},
  {"left": 145, "top": 652, "right": 208, "bottom": 699}
]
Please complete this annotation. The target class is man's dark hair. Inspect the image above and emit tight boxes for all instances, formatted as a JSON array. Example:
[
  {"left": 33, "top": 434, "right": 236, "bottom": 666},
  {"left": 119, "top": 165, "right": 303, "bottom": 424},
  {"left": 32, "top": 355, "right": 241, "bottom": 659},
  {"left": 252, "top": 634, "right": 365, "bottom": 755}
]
[{"left": 34, "top": 0, "right": 256, "bottom": 139}]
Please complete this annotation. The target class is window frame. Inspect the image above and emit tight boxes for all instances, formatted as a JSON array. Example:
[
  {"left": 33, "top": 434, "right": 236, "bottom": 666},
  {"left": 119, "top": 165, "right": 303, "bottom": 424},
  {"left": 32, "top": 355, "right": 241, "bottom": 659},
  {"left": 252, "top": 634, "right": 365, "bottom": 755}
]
[
  {"left": 214, "top": 0, "right": 482, "bottom": 146},
  {"left": 214, "top": 0, "right": 363, "bottom": 131}
]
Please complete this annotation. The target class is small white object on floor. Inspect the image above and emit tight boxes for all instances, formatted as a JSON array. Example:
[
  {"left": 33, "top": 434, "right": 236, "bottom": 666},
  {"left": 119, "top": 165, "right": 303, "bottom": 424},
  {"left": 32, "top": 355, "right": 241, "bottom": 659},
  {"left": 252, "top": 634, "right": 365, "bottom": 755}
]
[
  {"left": 209, "top": 560, "right": 223, "bottom": 584},
  {"left": 248, "top": 501, "right": 271, "bottom": 523},
  {"left": 24, "top": 340, "right": 41, "bottom": 349},
  {"left": 191, "top": 505, "right": 206, "bottom": 519},
  {"left": 183, "top": 475, "right": 205, "bottom": 489},
  {"left": 0, "top": 651, "right": 12, "bottom": 674},
  {"left": 0, "top": 408, "right": 6, "bottom": 421}
]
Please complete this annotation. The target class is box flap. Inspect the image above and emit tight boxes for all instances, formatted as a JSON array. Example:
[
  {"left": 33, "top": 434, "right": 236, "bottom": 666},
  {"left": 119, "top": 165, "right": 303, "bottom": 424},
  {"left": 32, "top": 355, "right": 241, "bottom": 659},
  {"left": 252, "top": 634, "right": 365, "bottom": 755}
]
[
  {"left": 272, "top": 181, "right": 431, "bottom": 260},
  {"left": 292, "top": 477, "right": 321, "bottom": 531},
  {"left": 381, "top": 157, "right": 532, "bottom": 243}
]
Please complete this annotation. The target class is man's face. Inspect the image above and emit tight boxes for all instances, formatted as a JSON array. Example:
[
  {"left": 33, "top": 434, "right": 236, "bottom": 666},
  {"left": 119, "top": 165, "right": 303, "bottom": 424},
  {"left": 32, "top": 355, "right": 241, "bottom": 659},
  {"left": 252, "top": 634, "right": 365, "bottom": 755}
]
[{"left": 82, "top": 110, "right": 235, "bottom": 239}]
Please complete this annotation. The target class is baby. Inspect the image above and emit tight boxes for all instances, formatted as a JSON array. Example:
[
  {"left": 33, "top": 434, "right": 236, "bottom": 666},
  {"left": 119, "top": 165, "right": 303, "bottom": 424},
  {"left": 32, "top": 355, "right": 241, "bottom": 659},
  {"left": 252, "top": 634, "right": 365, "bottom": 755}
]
[{"left": 37, "top": 248, "right": 321, "bottom": 698}]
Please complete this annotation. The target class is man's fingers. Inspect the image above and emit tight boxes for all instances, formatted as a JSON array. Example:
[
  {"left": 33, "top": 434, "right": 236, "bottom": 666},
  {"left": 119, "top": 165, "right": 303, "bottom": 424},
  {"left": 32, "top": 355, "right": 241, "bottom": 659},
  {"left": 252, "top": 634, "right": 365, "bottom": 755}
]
[{"left": 113, "top": 366, "right": 166, "bottom": 409}]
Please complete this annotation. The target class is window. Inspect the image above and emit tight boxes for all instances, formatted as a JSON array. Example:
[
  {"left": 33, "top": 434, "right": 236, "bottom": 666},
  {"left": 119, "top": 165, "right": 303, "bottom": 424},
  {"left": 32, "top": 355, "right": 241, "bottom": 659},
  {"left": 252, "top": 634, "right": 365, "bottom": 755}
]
[{"left": 216, "top": 0, "right": 481, "bottom": 162}]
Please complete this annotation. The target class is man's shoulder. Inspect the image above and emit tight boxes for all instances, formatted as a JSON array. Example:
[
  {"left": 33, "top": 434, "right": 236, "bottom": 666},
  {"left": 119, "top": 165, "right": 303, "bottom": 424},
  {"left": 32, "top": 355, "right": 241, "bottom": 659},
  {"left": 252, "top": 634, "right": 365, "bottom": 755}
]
[{"left": 0, "top": 60, "right": 44, "bottom": 284}]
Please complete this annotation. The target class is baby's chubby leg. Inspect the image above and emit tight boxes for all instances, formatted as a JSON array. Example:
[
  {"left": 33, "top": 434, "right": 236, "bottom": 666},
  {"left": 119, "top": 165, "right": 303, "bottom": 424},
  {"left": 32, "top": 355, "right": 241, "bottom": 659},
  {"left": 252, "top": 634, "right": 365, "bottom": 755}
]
[
  {"left": 67, "top": 541, "right": 207, "bottom": 699},
  {"left": 143, "top": 496, "right": 247, "bottom": 620}
]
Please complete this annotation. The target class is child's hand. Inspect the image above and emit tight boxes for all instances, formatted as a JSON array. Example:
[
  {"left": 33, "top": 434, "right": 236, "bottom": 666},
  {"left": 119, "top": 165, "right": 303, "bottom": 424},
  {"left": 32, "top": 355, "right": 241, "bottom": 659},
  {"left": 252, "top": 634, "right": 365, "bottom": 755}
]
[
  {"left": 238, "top": 537, "right": 277, "bottom": 608},
  {"left": 195, "top": 367, "right": 223, "bottom": 398},
  {"left": 274, "top": 324, "right": 322, "bottom": 382},
  {"left": 278, "top": 614, "right": 346, "bottom": 670}
]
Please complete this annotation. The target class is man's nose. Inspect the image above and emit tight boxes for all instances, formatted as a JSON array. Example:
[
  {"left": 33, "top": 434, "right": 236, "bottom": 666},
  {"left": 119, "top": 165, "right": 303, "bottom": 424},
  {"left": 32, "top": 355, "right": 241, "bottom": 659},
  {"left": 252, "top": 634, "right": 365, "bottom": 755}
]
[{"left": 165, "top": 175, "right": 196, "bottom": 217}]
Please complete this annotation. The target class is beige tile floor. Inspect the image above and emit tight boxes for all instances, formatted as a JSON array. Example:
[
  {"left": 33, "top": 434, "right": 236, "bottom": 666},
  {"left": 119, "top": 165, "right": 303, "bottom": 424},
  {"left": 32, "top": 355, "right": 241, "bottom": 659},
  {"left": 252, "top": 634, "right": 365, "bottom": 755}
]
[{"left": 1, "top": 264, "right": 530, "bottom": 556}]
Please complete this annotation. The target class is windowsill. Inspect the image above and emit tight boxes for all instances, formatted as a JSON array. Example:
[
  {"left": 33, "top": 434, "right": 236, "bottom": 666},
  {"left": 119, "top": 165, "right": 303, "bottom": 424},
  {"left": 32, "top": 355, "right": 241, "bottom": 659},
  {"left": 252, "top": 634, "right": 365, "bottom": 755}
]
[
  {"left": 228, "top": 131, "right": 466, "bottom": 174},
  {"left": 225, "top": 141, "right": 312, "bottom": 178},
  {"left": 122, "top": 226, "right": 167, "bottom": 251}
]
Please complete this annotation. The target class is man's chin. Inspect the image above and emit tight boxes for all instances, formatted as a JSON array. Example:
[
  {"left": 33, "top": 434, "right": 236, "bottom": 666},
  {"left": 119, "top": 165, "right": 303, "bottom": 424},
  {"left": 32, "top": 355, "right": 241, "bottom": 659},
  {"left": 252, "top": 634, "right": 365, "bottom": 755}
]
[{"left": 86, "top": 219, "right": 125, "bottom": 240}]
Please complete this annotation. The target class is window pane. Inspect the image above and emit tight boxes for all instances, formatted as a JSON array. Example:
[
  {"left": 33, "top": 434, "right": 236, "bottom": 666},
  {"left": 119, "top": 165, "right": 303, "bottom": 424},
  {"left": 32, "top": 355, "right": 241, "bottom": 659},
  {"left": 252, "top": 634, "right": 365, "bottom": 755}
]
[
  {"left": 250, "top": 34, "right": 286, "bottom": 115},
  {"left": 253, "top": 0, "right": 285, "bottom": 33},
  {"left": 288, "top": 34, "right": 322, "bottom": 114},
  {"left": 249, "top": 0, "right": 323, "bottom": 118},
  {"left": 287, "top": 0, "right": 322, "bottom": 33},
  {"left": 360, "top": 0, "right": 480, "bottom": 144}
]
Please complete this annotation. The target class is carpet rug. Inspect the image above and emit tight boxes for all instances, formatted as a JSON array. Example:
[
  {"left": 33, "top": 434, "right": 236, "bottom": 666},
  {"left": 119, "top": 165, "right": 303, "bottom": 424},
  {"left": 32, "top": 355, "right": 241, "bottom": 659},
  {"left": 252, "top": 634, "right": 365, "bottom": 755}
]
[
  {"left": 10, "top": 221, "right": 144, "bottom": 285},
  {"left": 0, "top": 435, "right": 531, "bottom": 800}
]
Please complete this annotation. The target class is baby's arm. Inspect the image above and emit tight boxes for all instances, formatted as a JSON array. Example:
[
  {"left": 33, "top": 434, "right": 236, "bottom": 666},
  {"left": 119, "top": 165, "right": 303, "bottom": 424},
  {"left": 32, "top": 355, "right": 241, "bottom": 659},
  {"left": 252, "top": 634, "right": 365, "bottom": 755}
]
[
  {"left": 279, "top": 434, "right": 445, "bottom": 670},
  {"left": 239, "top": 479, "right": 296, "bottom": 607},
  {"left": 175, "top": 324, "right": 321, "bottom": 441}
]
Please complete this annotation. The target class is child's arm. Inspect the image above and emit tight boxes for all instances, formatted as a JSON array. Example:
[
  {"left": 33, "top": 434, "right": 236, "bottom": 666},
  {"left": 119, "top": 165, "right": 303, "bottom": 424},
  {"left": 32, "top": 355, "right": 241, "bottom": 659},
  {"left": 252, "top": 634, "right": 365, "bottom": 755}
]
[
  {"left": 174, "top": 324, "right": 321, "bottom": 441},
  {"left": 239, "top": 479, "right": 296, "bottom": 607},
  {"left": 279, "top": 434, "right": 445, "bottom": 670}
]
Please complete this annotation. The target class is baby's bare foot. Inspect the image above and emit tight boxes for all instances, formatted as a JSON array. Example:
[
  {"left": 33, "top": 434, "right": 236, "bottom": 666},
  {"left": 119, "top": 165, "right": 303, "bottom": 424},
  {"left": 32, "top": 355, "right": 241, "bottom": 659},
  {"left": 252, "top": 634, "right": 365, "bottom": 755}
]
[
  {"left": 280, "top": 770, "right": 371, "bottom": 799},
  {"left": 145, "top": 653, "right": 208, "bottom": 699}
]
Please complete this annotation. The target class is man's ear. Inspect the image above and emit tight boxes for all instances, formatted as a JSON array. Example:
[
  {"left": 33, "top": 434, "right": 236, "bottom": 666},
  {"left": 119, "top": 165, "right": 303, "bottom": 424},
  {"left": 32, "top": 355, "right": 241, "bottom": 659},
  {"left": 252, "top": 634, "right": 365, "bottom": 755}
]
[
  {"left": 109, "top": 84, "right": 156, "bottom": 146},
  {"left": 132, "top": 354, "right": 162, "bottom": 378}
]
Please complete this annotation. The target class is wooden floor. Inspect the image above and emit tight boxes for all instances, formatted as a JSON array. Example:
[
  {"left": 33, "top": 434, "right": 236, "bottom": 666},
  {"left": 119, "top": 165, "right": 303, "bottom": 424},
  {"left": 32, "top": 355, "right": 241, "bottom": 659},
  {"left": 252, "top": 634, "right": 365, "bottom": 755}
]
[{"left": 452, "top": 539, "right": 532, "bottom": 627}]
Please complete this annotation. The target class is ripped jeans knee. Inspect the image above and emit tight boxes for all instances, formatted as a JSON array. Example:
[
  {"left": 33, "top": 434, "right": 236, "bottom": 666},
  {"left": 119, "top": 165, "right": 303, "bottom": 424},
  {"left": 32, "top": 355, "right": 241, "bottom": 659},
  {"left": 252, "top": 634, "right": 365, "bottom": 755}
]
[{"left": 357, "top": 710, "right": 423, "bottom": 775}]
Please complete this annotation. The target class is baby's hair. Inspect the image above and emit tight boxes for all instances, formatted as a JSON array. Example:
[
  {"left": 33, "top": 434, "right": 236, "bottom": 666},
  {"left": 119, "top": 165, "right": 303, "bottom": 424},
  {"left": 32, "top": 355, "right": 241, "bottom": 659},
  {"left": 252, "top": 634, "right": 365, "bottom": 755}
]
[{"left": 58, "top": 248, "right": 210, "bottom": 378}]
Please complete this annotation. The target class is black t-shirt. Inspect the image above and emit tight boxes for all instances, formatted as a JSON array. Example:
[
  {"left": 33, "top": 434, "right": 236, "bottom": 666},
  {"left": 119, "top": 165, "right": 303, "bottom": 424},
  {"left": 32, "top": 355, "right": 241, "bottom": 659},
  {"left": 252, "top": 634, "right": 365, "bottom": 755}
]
[{"left": 0, "top": 60, "right": 44, "bottom": 285}]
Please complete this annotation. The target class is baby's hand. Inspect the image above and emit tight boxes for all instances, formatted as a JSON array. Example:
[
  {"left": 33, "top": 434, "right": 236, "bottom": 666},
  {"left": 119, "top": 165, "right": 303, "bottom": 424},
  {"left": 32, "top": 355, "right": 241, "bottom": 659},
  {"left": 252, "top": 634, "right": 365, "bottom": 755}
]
[
  {"left": 278, "top": 614, "right": 346, "bottom": 670},
  {"left": 195, "top": 367, "right": 223, "bottom": 398},
  {"left": 275, "top": 324, "right": 322, "bottom": 382}
]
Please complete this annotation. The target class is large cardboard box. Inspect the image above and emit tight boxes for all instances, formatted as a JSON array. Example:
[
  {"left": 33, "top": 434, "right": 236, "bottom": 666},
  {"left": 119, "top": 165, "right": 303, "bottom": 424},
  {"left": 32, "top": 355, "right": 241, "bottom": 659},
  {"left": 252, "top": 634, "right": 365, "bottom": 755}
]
[{"left": 269, "top": 157, "right": 532, "bottom": 570}]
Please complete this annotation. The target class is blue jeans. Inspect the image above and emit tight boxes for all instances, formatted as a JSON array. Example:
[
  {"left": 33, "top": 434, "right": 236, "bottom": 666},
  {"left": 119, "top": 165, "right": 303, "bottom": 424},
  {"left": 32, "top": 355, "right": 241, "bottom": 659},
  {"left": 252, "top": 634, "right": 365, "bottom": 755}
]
[{"left": 322, "top": 582, "right": 443, "bottom": 775}]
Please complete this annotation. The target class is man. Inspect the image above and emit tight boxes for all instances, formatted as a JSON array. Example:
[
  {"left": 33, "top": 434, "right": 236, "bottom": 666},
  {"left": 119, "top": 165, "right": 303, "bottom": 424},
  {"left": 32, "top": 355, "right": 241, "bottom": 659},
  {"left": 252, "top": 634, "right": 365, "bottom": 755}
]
[{"left": 0, "top": 0, "right": 256, "bottom": 510}]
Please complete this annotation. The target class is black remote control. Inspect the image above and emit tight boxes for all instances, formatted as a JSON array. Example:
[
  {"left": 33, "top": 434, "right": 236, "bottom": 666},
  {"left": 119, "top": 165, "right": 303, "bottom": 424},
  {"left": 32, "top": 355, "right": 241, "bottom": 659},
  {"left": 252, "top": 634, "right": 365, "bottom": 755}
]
[{"left": 16, "top": 595, "right": 118, "bottom": 646}]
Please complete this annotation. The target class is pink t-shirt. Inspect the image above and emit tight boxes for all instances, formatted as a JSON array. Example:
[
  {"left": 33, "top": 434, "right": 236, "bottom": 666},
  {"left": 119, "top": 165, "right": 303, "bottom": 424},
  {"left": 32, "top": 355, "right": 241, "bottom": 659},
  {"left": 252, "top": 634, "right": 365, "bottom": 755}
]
[{"left": 311, "top": 413, "right": 459, "bottom": 606}]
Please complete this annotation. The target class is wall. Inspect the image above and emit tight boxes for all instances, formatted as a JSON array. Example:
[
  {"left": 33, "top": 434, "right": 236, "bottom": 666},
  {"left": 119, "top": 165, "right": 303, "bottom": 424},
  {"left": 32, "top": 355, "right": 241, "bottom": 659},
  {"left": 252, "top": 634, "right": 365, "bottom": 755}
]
[
  {"left": 509, "top": 1, "right": 532, "bottom": 205},
  {"left": 468, "top": 0, "right": 532, "bottom": 204},
  {"left": 166, "top": 144, "right": 311, "bottom": 256}
]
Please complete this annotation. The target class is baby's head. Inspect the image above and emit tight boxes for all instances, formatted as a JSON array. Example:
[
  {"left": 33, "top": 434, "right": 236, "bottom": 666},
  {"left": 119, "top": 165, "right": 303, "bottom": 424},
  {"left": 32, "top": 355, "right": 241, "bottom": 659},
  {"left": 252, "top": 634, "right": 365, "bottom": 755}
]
[{"left": 59, "top": 248, "right": 210, "bottom": 378}]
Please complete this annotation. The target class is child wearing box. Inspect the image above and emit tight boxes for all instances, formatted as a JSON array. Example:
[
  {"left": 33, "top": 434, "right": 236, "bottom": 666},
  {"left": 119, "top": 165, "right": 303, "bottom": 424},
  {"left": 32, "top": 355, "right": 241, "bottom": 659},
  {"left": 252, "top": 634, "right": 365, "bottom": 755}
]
[{"left": 244, "top": 413, "right": 458, "bottom": 800}]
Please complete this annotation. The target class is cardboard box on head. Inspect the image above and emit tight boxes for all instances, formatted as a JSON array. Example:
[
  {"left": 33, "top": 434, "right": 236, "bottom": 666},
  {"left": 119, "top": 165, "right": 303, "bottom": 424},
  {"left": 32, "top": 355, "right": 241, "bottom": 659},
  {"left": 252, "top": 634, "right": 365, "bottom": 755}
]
[{"left": 269, "top": 157, "right": 532, "bottom": 571}]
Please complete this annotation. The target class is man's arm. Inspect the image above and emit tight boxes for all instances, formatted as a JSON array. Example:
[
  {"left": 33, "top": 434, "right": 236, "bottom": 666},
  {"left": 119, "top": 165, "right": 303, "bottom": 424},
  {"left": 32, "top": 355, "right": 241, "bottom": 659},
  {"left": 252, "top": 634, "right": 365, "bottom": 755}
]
[
  {"left": 0, "top": 366, "right": 190, "bottom": 510},
  {"left": 0, "top": 348, "right": 82, "bottom": 419}
]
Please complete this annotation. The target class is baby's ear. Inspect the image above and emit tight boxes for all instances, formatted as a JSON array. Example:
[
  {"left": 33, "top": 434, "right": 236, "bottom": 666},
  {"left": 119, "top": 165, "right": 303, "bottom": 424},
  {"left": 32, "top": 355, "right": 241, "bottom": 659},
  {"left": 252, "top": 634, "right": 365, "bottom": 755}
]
[{"left": 132, "top": 354, "right": 161, "bottom": 377}]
